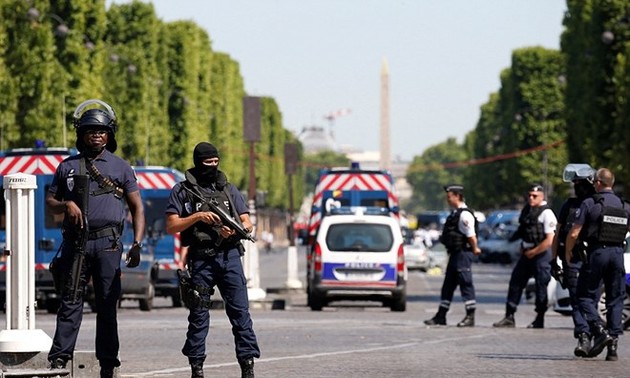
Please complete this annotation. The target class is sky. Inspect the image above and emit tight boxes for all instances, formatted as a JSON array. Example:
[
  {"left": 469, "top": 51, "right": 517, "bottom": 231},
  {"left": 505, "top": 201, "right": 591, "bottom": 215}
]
[{"left": 110, "top": 0, "right": 567, "bottom": 162}]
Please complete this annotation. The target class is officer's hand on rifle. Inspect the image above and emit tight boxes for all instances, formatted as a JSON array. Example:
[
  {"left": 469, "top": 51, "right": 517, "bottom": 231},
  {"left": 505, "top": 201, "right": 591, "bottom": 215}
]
[
  {"left": 218, "top": 225, "right": 235, "bottom": 239},
  {"left": 125, "top": 241, "right": 142, "bottom": 268},
  {"left": 198, "top": 211, "right": 221, "bottom": 226},
  {"left": 64, "top": 201, "right": 85, "bottom": 229}
]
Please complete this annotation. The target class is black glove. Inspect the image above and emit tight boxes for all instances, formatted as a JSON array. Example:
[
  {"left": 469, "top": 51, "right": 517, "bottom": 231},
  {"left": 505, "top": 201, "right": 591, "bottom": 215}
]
[{"left": 126, "top": 243, "right": 142, "bottom": 268}]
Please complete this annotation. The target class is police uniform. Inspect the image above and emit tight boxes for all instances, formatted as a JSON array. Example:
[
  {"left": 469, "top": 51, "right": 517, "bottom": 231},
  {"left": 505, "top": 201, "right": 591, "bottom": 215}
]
[
  {"left": 556, "top": 197, "right": 590, "bottom": 338},
  {"left": 425, "top": 185, "right": 479, "bottom": 327},
  {"left": 166, "top": 142, "right": 260, "bottom": 377},
  {"left": 575, "top": 189, "right": 630, "bottom": 357},
  {"left": 48, "top": 149, "right": 138, "bottom": 369},
  {"left": 494, "top": 201, "right": 557, "bottom": 328}
]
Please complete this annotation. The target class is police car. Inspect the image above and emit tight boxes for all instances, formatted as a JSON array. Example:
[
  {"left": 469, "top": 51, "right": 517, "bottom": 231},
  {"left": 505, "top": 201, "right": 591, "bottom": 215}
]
[{"left": 306, "top": 206, "right": 407, "bottom": 311}]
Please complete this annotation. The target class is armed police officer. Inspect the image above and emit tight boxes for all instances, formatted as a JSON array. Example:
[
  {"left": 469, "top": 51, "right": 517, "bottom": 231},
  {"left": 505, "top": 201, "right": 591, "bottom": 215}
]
[
  {"left": 424, "top": 185, "right": 481, "bottom": 327},
  {"left": 165, "top": 142, "right": 260, "bottom": 378},
  {"left": 551, "top": 164, "right": 596, "bottom": 356},
  {"left": 494, "top": 184, "right": 557, "bottom": 329},
  {"left": 566, "top": 168, "right": 630, "bottom": 361},
  {"left": 47, "top": 99, "right": 145, "bottom": 378}
]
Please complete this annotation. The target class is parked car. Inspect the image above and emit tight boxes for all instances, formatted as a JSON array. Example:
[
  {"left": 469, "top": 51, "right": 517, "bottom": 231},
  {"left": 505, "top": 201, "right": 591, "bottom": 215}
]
[
  {"left": 307, "top": 207, "right": 407, "bottom": 311},
  {"left": 478, "top": 225, "right": 521, "bottom": 264},
  {"left": 402, "top": 228, "right": 431, "bottom": 271},
  {"left": 479, "top": 210, "right": 520, "bottom": 240}
]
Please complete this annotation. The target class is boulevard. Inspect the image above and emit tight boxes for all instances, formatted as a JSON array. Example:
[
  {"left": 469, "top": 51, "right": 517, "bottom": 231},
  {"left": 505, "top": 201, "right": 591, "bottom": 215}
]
[{"left": 16, "top": 247, "right": 628, "bottom": 377}]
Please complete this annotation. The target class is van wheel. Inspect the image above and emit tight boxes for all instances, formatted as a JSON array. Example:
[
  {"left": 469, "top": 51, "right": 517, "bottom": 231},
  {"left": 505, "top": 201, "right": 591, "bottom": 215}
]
[
  {"left": 139, "top": 283, "right": 155, "bottom": 312},
  {"left": 172, "top": 290, "right": 183, "bottom": 308},
  {"left": 390, "top": 290, "right": 407, "bottom": 312},
  {"left": 308, "top": 291, "right": 325, "bottom": 311}
]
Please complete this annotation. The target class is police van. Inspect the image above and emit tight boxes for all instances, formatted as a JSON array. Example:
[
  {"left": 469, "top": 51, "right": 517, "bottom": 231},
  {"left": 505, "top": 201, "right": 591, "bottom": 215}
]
[
  {"left": 0, "top": 148, "right": 164, "bottom": 312},
  {"left": 132, "top": 165, "right": 185, "bottom": 307},
  {"left": 307, "top": 206, "right": 407, "bottom": 311}
]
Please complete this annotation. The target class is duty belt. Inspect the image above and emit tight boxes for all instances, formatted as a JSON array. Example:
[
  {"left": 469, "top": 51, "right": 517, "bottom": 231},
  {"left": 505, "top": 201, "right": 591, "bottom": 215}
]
[{"left": 88, "top": 225, "right": 121, "bottom": 240}]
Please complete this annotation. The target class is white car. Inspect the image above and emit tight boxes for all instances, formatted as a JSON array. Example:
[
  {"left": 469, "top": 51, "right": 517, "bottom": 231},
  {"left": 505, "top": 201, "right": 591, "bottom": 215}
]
[
  {"left": 402, "top": 229, "right": 431, "bottom": 271},
  {"left": 306, "top": 208, "right": 407, "bottom": 311}
]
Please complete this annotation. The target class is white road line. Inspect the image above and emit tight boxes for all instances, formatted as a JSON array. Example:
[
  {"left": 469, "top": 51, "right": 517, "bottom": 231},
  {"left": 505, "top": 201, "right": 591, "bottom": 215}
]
[{"left": 123, "top": 333, "right": 493, "bottom": 377}]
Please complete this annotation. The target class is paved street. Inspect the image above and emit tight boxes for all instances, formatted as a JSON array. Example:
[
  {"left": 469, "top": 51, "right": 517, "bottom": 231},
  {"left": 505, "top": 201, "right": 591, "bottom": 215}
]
[{"left": 6, "top": 247, "right": 629, "bottom": 377}]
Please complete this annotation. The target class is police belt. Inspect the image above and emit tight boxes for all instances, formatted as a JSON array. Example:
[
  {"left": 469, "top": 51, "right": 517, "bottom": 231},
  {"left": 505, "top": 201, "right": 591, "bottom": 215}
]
[
  {"left": 586, "top": 242, "right": 624, "bottom": 251},
  {"left": 88, "top": 225, "right": 121, "bottom": 240}
]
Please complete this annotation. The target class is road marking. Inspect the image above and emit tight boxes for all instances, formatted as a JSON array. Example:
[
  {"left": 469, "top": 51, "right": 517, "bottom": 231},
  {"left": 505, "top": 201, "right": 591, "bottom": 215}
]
[{"left": 123, "top": 333, "right": 492, "bottom": 377}]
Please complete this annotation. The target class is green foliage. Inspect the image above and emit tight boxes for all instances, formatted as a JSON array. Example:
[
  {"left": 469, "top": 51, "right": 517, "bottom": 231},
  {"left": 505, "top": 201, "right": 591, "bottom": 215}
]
[{"left": 0, "top": 0, "right": 302, "bottom": 212}]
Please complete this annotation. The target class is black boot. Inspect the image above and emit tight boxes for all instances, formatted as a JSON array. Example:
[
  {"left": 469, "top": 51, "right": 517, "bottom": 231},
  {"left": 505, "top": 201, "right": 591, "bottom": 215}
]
[
  {"left": 527, "top": 312, "right": 544, "bottom": 329},
  {"left": 574, "top": 332, "right": 591, "bottom": 358},
  {"left": 100, "top": 366, "right": 114, "bottom": 378},
  {"left": 424, "top": 307, "right": 447, "bottom": 326},
  {"left": 49, "top": 358, "right": 67, "bottom": 370},
  {"left": 239, "top": 358, "right": 255, "bottom": 378},
  {"left": 588, "top": 324, "right": 613, "bottom": 358},
  {"left": 493, "top": 313, "right": 515, "bottom": 328},
  {"left": 190, "top": 359, "right": 204, "bottom": 378},
  {"left": 457, "top": 310, "right": 475, "bottom": 327},
  {"left": 606, "top": 337, "right": 618, "bottom": 361}
]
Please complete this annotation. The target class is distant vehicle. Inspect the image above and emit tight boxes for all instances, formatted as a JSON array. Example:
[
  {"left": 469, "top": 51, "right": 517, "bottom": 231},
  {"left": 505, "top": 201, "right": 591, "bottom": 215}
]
[
  {"left": 402, "top": 227, "right": 430, "bottom": 271},
  {"left": 478, "top": 225, "right": 521, "bottom": 264},
  {"left": 307, "top": 207, "right": 407, "bottom": 311},
  {"left": 479, "top": 210, "right": 520, "bottom": 240},
  {"left": 415, "top": 211, "right": 449, "bottom": 231}
]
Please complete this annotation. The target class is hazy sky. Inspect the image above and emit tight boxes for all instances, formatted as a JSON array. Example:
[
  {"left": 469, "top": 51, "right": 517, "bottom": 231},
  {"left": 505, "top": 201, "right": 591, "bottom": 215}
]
[{"left": 110, "top": 0, "right": 567, "bottom": 161}]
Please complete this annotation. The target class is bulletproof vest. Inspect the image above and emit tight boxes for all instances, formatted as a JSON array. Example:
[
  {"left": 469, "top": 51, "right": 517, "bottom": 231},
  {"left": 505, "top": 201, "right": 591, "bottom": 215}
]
[
  {"left": 181, "top": 180, "right": 233, "bottom": 248},
  {"left": 440, "top": 208, "right": 477, "bottom": 251},
  {"left": 585, "top": 194, "right": 629, "bottom": 245},
  {"left": 520, "top": 204, "right": 550, "bottom": 244},
  {"left": 558, "top": 198, "right": 581, "bottom": 251}
]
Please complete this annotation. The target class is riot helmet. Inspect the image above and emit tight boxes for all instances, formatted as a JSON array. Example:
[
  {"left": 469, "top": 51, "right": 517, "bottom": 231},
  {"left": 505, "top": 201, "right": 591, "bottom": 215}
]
[
  {"left": 562, "top": 163, "right": 595, "bottom": 183},
  {"left": 73, "top": 99, "right": 118, "bottom": 153}
]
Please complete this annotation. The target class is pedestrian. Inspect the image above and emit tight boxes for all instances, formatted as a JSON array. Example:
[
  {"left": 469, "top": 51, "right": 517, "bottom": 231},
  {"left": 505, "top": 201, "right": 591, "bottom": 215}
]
[
  {"left": 551, "top": 164, "right": 597, "bottom": 356},
  {"left": 424, "top": 184, "right": 481, "bottom": 327},
  {"left": 493, "top": 183, "right": 557, "bottom": 329},
  {"left": 165, "top": 142, "right": 260, "bottom": 378},
  {"left": 47, "top": 99, "right": 145, "bottom": 378},
  {"left": 565, "top": 168, "right": 630, "bottom": 360}
]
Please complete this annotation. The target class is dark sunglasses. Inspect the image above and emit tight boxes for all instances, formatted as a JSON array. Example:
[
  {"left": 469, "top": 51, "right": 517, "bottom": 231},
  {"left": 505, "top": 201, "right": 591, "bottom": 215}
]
[{"left": 528, "top": 193, "right": 541, "bottom": 199}]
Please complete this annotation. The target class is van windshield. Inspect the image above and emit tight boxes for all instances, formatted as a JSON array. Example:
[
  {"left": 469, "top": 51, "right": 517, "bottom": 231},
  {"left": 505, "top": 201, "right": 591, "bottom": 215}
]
[
  {"left": 325, "top": 223, "right": 393, "bottom": 252},
  {"left": 144, "top": 196, "right": 169, "bottom": 234}
]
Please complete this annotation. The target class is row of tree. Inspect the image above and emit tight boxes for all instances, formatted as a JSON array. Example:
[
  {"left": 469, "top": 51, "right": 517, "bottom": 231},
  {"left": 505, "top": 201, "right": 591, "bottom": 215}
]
[
  {"left": 406, "top": 0, "right": 630, "bottom": 213},
  {"left": 0, "top": 0, "right": 303, "bottom": 209}
]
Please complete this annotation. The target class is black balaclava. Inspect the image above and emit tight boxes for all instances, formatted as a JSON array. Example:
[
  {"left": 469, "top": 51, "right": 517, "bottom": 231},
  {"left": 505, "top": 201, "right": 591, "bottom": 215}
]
[
  {"left": 193, "top": 142, "right": 219, "bottom": 184},
  {"left": 574, "top": 179, "right": 596, "bottom": 199}
]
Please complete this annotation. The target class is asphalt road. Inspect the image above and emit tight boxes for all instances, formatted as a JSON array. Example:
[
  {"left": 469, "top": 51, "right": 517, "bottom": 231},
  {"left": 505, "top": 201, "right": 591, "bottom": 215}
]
[{"left": 3, "top": 247, "right": 628, "bottom": 377}]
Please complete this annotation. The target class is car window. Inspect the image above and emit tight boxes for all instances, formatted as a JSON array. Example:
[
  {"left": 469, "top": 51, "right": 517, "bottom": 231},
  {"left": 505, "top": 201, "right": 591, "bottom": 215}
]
[{"left": 325, "top": 223, "right": 393, "bottom": 252}]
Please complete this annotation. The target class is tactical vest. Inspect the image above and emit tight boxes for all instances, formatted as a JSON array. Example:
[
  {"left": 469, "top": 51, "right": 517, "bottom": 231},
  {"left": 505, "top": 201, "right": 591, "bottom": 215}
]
[
  {"left": 557, "top": 198, "right": 581, "bottom": 252},
  {"left": 181, "top": 179, "right": 234, "bottom": 249},
  {"left": 440, "top": 208, "right": 477, "bottom": 251},
  {"left": 585, "top": 194, "right": 629, "bottom": 245},
  {"left": 520, "top": 204, "right": 550, "bottom": 244}
]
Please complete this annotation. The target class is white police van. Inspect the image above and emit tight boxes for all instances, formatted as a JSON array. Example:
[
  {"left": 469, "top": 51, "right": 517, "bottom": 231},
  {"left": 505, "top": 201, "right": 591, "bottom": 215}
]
[{"left": 307, "top": 206, "right": 407, "bottom": 311}]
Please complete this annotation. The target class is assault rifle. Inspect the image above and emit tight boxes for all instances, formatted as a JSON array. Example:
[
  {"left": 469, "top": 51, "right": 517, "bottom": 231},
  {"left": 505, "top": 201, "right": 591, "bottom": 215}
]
[
  {"left": 183, "top": 186, "right": 256, "bottom": 246},
  {"left": 68, "top": 174, "right": 90, "bottom": 304}
]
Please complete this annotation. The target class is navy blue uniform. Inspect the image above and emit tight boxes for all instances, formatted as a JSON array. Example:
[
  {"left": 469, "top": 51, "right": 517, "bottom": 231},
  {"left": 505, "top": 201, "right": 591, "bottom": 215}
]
[
  {"left": 505, "top": 205, "right": 556, "bottom": 316},
  {"left": 166, "top": 174, "right": 260, "bottom": 364},
  {"left": 439, "top": 206, "right": 477, "bottom": 313},
  {"left": 557, "top": 198, "right": 590, "bottom": 337},
  {"left": 575, "top": 190, "right": 629, "bottom": 337},
  {"left": 48, "top": 150, "right": 138, "bottom": 369}
]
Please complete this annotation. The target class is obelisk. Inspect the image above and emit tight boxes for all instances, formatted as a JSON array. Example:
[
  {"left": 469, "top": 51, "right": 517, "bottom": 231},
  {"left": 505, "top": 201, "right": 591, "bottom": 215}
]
[{"left": 379, "top": 57, "right": 391, "bottom": 170}]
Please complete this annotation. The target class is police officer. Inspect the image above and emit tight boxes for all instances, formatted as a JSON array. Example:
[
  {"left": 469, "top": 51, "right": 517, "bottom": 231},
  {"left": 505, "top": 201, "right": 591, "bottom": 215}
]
[
  {"left": 424, "top": 185, "right": 481, "bottom": 327},
  {"left": 566, "top": 168, "right": 630, "bottom": 360},
  {"left": 551, "top": 164, "right": 596, "bottom": 356},
  {"left": 494, "top": 184, "right": 557, "bottom": 328},
  {"left": 47, "top": 99, "right": 145, "bottom": 378},
  {"left": 165, "top": 142, "right": 260, "bottom": 378}
]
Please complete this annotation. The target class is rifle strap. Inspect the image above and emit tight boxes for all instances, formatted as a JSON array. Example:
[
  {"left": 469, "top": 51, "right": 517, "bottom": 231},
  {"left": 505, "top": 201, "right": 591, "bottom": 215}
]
[
  {"left": 83, "top": 156, "right": 124, "bottom": 199},
  {"left": 222, "top": 183, "right": 245, "bottom": 228}
]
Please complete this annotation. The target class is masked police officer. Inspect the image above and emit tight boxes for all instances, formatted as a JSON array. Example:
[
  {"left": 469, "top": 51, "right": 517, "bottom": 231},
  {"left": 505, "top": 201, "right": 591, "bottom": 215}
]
[
  {"left": 551, "top": 164, "right": 597, "bottom": 356},
  {"left": 47, "top": 99, "right": 145, "bottom": 378},
  {"left": 566, "top": 168, "right": 630, "bottom": 360},
  {"left": 494, "top": 184, "right": 557, "bottom": 329},
  {"left": 165, "top": 142, "right": 260, "bottom": 378},
  {"left": 424, "top": 185, "right": 481, "bottom": 327}
]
